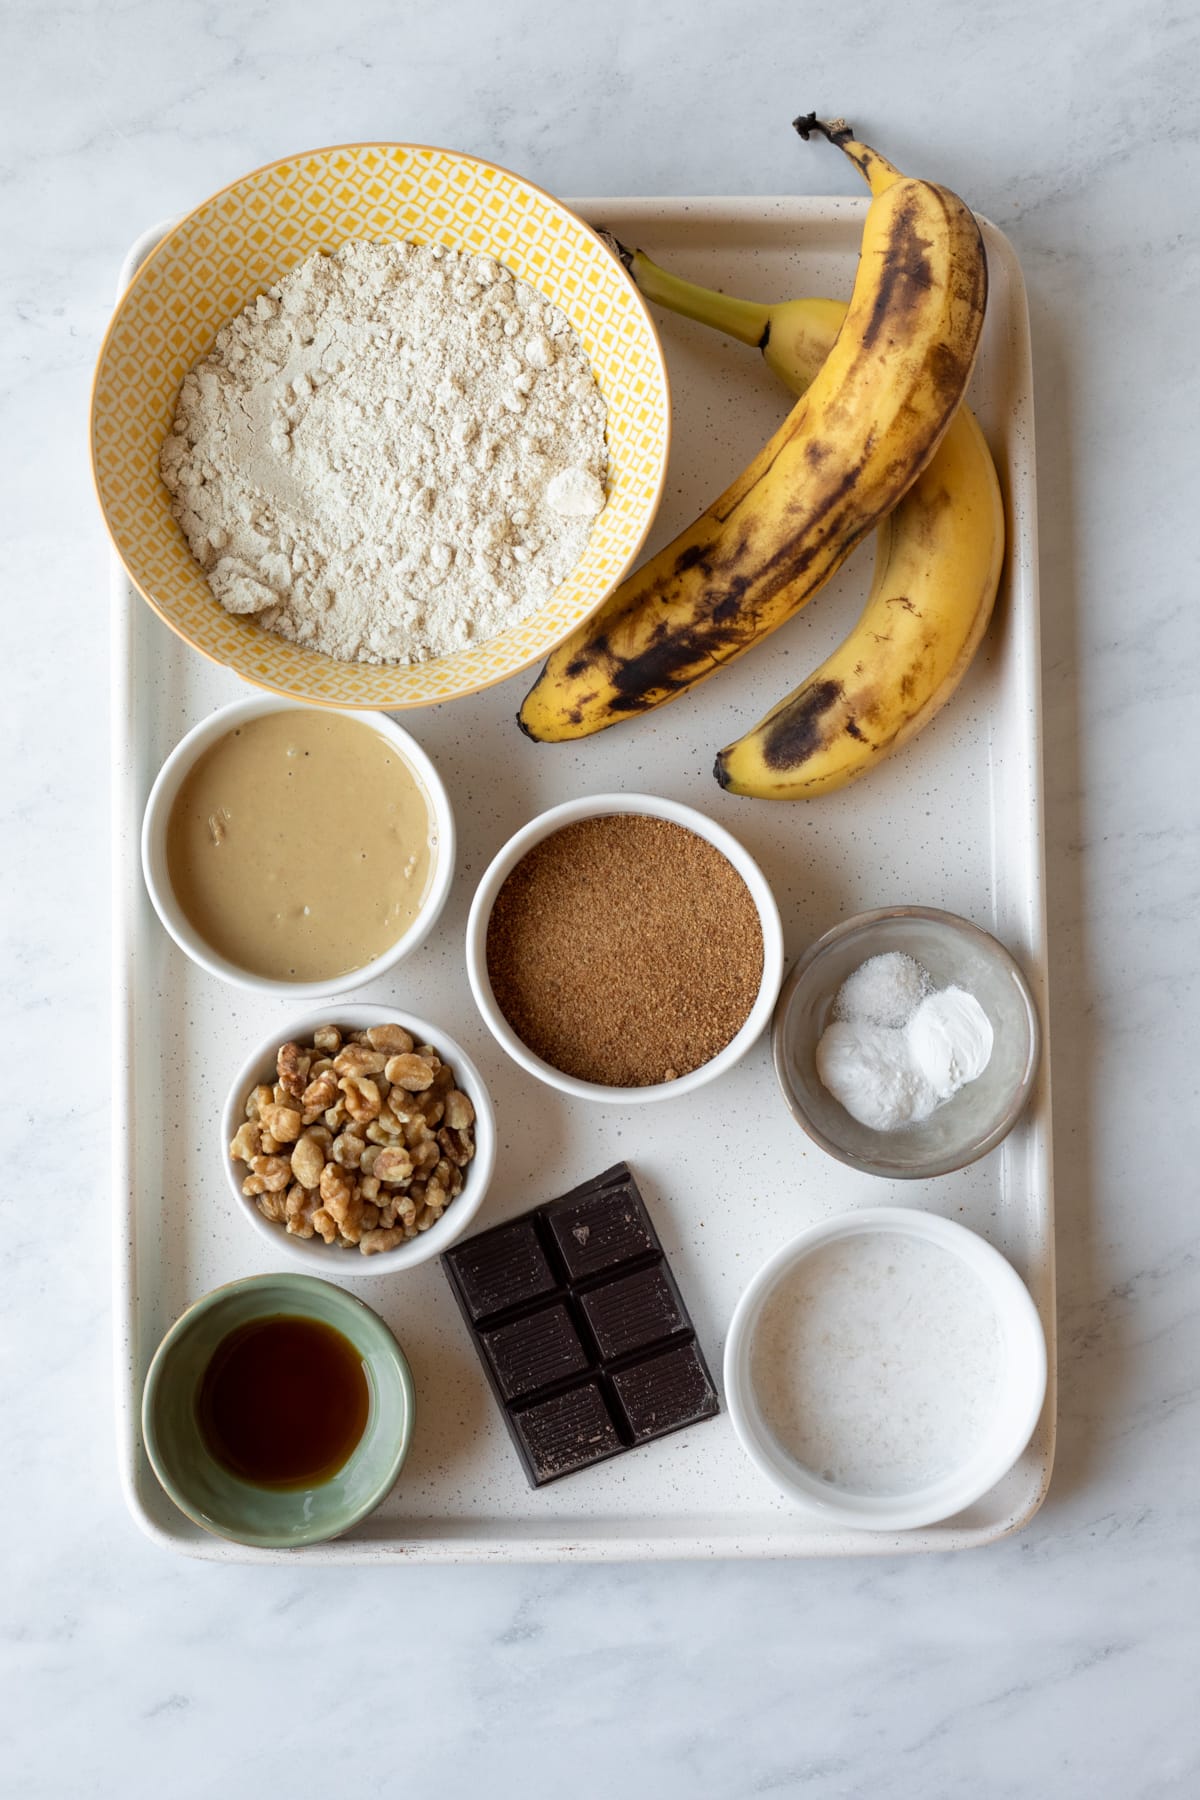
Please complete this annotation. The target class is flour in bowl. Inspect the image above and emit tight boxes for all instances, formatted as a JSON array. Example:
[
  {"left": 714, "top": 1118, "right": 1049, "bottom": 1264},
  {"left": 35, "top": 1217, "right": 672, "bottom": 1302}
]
[{"left": 159, "top": 240, "right": 608, "bottom": 664}]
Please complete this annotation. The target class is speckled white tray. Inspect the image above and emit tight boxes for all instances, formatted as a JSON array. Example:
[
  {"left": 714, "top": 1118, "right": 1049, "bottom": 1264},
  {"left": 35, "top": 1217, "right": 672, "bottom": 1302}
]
[{"left": 111, "top": 198, "right": 1054, "bottom": 1561}]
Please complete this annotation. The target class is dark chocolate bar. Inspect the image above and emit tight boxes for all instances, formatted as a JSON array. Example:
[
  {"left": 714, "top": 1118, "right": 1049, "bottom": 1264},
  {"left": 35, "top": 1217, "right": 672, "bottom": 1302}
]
[{"left": 441, "top": 1163, "right": 719, "bottom": 1486}]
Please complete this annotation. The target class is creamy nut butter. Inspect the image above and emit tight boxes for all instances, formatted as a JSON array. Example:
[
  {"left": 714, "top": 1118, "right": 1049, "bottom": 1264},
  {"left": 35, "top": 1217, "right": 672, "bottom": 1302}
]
[{"left": 166, "top": 711, "right": 434, "bottom": 981}]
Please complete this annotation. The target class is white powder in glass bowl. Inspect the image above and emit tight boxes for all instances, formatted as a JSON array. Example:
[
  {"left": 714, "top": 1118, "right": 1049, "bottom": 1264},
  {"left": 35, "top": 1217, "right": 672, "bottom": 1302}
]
[
  {"left": 817, "top": 951, "right": 994, "bottom": 1131},
  {"left": 159, "top": 239, "right": 608, "bottom": 665}
]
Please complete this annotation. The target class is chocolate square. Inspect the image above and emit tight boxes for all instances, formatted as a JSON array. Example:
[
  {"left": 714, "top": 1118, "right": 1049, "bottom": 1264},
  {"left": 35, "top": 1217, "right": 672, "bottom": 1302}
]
[
  {"left": 447, "top": 1216, "right": 557, "bottom": 1322},
  {"left": 442, "top": 1163, "right": 718, "bottom": 1487},
  {"left": 544, "top": 1165, "right": 656, "bottom": 1281},
  {"left": 579, "top": 1263, "right": 688, "bottom": 1361},
  {"left": 481, "top": 1303, "right": 590, "bottom": 1403},
  {"left": 610, "top": 1341, "right": 720, "bottom": 1444},
  {"left": 511, "top": 1383, "right": 624, "bottom": 1483}
]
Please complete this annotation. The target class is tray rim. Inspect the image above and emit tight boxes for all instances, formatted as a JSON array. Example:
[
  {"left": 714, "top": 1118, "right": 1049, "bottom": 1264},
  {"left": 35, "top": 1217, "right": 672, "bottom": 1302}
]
[{"left": 111, "top": 198, "right": 1054, "bottom": 1563}]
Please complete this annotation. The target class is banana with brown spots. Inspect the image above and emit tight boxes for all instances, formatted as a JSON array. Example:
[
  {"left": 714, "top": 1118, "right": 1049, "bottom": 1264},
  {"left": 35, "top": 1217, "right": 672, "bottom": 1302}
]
[
  {"left": 715, "top": 399, "right": 1004, "bottom": 796},
  {"left": 517, "top": 117, "right": 988, "bottom": 743},
  {"left": 612, "top": 246, "right": 1005, "bottom": 797}
]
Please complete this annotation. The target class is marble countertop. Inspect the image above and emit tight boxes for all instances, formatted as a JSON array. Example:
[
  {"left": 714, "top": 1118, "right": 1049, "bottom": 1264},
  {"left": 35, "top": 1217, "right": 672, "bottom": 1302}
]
[{"left": 5, "top": 0, "right": 1198, "bottom": 1793}]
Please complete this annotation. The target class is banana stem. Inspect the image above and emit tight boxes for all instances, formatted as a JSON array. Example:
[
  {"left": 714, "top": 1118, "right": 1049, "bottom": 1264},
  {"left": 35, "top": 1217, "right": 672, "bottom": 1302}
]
[
  {"left": 626, "top": 247, "right": 771, "bottom": 349},
  {"left": 793, "top": 111, "right": 904, "bottom": 197}
]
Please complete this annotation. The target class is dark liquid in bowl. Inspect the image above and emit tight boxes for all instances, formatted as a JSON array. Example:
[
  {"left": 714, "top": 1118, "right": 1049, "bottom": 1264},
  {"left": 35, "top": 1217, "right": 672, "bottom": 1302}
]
[{"left": 198, "top": 1315, "right": 370, "bottom": 1489}]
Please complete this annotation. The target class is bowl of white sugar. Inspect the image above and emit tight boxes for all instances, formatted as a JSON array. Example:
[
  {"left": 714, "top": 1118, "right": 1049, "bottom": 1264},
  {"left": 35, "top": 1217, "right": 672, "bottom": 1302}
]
[
  {"left": 723, "top": 1207, "right": 1047, "bottom": 1531},
  {"left": 772, "top": 906, "right": 1041, "bottom": 1179}
]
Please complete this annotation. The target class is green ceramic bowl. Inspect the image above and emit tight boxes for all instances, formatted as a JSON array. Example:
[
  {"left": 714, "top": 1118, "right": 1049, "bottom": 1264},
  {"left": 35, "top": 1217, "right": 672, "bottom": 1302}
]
[{"left": 142, "top": 1273, "right": 414, "bottom": 1548}]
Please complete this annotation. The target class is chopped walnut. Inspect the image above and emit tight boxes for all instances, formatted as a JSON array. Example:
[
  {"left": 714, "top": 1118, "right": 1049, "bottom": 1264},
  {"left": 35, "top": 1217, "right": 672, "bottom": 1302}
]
[
  {"left": 290, "top": 1132, "right": 326, "bottom": 1190},
  {"left": 385, "top": 1053, "right": 437, "bottom": 1091},
  {"left": 331, "top": 1130, "right": 366, "bottom": 1170},
  {"left": 249, "top": 1153, "right": 292, "bottom": 1193},
  {"left": 418, "top": 1093, "right": 446, "bottom": 1129},
  {"left": 333, "top": 1044, "right": 387, "bottom": 1078},
  {"left": 319, "top": 1161, "right": 355, "bottom": 1212},
  {"left": 444, "top": 1090, "right": 475, "bottom": 1130},
  {"left": 301, "top": 1069, "right": 339, "bottom": 1122},
  {"left": 411, "top": 1135, "right": 440, "bottom": 1174},
  {"left": 438, "top": 1125, "right": 475, "bottom": 1167},
  {"left": 312, "top": 1207, "right": 339, "bottom": 1244},
  {"left": 360, "top": 1226, "right": 409, "bottom": 1256},
  {"left": 366, "top": 1023, "right": 414, "bottom": 1055},
  {"left": 229, "top": 1120, "right": 261, "bottom": 1162},
  {"left": 282, "top": 1183, "right": 322, "bottom": 1238},
  {"left": 340, "top": 1074, "right": 382, "bottom": 1122},
  {"left": 261, "top": 1102, "right": 302, "bottom": 1143},
  {"left": 231, "top": 1024, "right": 477, "bottom": 1254},
  {"left": 375, "top": 1146, "right": 414, "bottom": 1185},
  {"left": 276, "top": 1041, "right": 310, "bottom": 1098}
]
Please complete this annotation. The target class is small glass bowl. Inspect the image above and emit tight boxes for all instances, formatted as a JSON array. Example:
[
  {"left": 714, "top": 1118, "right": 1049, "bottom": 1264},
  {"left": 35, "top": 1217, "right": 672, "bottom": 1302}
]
[{"left": 772, "top": 906, "right": 1040, "bottom": 1179}]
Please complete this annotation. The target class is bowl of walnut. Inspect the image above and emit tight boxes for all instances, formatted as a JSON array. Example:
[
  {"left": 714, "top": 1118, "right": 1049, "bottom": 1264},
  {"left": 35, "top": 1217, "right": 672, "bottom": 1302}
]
[{"left": 222, "top": 1005, "right": 496, "bottom": 1272}]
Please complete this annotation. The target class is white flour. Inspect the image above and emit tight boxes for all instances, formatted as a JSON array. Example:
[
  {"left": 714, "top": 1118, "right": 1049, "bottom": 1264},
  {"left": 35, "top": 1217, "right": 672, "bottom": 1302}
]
[{"left": 160, "top": 240, "right": 608, "bottom": 664}]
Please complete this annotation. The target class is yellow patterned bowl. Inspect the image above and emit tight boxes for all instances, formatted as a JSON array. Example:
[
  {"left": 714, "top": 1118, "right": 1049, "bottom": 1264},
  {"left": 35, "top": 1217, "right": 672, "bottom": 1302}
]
[{"left": 91, "top": 144, "right": 670, "bottom": 709}]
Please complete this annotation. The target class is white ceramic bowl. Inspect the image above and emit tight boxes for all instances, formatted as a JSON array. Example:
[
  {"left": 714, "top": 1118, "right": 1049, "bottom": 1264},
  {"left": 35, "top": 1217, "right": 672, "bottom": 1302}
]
[
  {"left": 464, "top": 793, "right": 785, "bottom": 1104},
  {"left": 141, "top": 695, "right": 455, "bottom": 1000},
  {"left": 221, "top": 1003, "right": 496, "bottom": 1274},
  {"left": 772, "top": 906, "right": 1041, "bottom": 1179},
  {"left": 724, "top": 1207, "right": 1047, "bottom": 1532}
]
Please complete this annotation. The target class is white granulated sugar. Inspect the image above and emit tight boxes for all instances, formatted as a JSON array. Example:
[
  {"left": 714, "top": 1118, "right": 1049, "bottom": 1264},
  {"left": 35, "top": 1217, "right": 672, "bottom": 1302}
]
[{"left": 159, "top": 240, "right": 609, "bottom": 664}]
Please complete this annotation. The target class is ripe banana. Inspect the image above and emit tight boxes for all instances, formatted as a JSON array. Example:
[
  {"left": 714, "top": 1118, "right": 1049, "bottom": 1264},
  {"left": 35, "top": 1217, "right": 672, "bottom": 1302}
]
[
  {"left": 621, "top": 249, "right": 1005, "bottom": 798},
  {"left": 716, "top": 405, "right": 1004, "bottom": 794},
  {"left": 518, "top": 117, "right": 987, "bottom": 743}
]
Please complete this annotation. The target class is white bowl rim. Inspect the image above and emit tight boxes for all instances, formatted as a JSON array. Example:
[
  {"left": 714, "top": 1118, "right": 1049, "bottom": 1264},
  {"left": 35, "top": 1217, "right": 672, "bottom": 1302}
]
[
  {"left": 141, "top": 695, "right": 456, "bottom": 1000},
  {"left": 464, "top": 792, "right": 785, "bottom": 1104},
  {"left": 723, "top": 1205, "right": 1048, "bottom": 1532},
  {"left": 771, "top": 904, "right": 1041, "bottom": 1180},
  {"left": 220, "top": 1002, "right": 496, "bottom": 1275}
]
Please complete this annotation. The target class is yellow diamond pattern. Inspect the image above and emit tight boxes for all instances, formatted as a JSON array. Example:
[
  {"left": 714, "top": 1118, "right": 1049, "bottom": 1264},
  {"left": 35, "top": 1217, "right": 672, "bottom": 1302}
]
[{"left": 91, "top": 144, "right": 670, "bottom": 708}]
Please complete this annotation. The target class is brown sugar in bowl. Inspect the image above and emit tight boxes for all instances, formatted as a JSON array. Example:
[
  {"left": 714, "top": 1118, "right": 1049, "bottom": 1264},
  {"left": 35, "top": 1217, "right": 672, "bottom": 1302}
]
[{"left": 464, "top": 795, "right": 785, "bottom": 1103}]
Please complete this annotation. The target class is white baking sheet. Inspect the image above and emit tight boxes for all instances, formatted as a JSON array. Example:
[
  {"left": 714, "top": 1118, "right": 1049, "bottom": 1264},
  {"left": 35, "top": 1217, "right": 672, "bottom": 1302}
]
[{"left": 111, "top": 197, "right": 1053, "bottom": 1560}]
